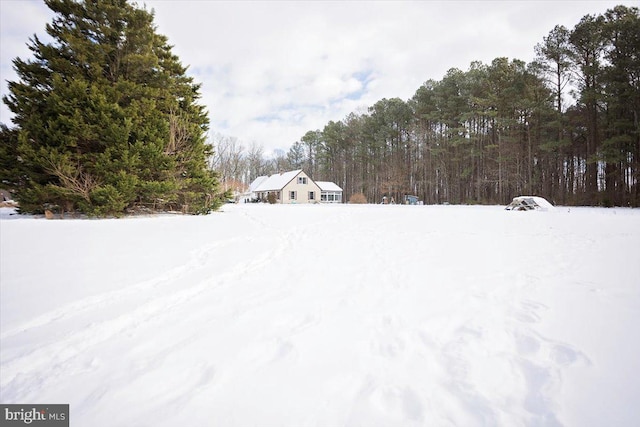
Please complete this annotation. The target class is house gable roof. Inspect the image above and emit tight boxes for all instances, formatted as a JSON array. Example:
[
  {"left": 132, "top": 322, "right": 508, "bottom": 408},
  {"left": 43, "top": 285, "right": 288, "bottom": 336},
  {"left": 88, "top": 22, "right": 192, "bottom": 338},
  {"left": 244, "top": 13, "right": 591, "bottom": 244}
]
[
  {"left": 254, "top": 170, "right": 303, "bottom": 192},
  {"left": 248, "top": 176, "right": 268, "bottom": 192}
]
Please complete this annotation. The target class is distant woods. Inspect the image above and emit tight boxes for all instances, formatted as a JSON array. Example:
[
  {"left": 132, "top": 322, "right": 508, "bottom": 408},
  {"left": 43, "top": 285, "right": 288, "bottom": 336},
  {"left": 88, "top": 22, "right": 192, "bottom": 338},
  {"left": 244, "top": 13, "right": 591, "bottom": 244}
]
[
  {"left": 7, "top": 2, "right": 633, "bottom": 211},
  {"left": 218, "top": 5, "right": 639, "bottom": 206}
]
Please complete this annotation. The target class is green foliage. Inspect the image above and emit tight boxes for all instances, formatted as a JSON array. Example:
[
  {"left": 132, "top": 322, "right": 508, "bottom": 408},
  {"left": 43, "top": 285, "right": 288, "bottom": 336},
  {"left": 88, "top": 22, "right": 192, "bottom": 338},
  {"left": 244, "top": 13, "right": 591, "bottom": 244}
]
[
  {"left": 84, "top": 185, "right": 128, "bottom": 217},
  {"left": 0, "top": 124, "right": 22, "bottom": 191},
  {"left": 293, "top": 5, "right": 639, "bottom": 207},
  {"left": 287, "top": 142, "right": 306, "bottom": 169},
  {"left": 2, "top": 0, "right": 222, "bottom": 216}
]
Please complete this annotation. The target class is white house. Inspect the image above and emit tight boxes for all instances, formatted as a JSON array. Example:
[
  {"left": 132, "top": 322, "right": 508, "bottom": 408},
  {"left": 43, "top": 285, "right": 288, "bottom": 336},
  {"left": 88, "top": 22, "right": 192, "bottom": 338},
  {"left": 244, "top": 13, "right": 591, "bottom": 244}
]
[{"left": 250, "top": 170, "right": 342, "bottom": 204}]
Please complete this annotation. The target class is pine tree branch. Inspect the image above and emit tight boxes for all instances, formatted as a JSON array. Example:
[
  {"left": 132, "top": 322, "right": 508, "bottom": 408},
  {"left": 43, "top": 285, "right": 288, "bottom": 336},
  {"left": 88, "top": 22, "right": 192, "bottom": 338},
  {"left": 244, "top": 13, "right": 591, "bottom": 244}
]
[{"left": 45, "top": 156, "right": 100, "bottom": 202}]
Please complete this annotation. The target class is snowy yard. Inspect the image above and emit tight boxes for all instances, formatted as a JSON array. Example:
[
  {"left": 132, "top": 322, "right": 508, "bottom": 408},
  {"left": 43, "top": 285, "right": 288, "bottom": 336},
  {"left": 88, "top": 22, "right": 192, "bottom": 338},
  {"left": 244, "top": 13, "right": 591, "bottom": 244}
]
[{"left": 1, "top": 203, "right": 639, "bottom": 426}]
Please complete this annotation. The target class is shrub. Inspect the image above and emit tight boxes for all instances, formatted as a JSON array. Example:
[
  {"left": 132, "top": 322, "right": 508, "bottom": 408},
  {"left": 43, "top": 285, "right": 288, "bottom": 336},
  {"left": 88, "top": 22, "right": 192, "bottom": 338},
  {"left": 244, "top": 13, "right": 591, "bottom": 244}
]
[
  {"left": 349, "top": 193, "right": 367, "bottom": 204},
  {"left": 267, "top": 192, "right": 278, "bottom": 204}
]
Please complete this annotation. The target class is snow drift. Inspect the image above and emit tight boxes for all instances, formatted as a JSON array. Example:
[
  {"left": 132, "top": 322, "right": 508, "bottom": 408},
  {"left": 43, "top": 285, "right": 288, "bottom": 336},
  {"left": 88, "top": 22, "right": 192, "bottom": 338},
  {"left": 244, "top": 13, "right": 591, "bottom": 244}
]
[{"left": 1, "top": 204, "right": 639, "bottom": 426}]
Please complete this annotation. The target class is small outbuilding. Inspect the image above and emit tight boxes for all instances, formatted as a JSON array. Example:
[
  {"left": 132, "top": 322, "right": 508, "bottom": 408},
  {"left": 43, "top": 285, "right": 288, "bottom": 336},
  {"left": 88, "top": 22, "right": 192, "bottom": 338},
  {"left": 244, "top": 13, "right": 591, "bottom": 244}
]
[
  {"left": 404, "top": 195, "right": 419, "bottom": 205},
  {"left": 505, "top": 196, "right": 555, "bottom": 211}
]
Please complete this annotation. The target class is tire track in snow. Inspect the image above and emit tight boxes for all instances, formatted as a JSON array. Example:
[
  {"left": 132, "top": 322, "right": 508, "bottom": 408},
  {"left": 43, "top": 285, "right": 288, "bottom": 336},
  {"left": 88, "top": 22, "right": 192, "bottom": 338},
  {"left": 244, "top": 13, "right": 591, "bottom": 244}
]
[
  {"left": 1, "top": 235, "right": 249, "bottom": 341},
  {"left": 3, "top": 206, "right": 303, "bottom": 343},
  {"left": 0, "top": 214, "right": 299, "bottom": 398}
]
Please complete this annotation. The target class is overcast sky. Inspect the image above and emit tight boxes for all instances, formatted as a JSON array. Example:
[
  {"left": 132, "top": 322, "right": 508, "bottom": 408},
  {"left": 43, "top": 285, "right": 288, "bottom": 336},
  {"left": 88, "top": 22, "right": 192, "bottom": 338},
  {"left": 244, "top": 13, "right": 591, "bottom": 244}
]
[{"left": 0, "top": 0, "right": 634, "bottom": 154}]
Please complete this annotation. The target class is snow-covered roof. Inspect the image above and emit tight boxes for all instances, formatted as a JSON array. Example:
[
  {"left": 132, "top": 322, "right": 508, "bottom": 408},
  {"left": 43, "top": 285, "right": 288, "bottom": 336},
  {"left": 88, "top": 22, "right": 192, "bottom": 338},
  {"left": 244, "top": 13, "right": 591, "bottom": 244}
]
[
  {"left": 254, "top": 170, "right": 303, "bottom": 192},
  {"left": 248, "top": 176, "right": 268, "bottom": 193},
  {"left": 316, "top": 181, "right": 343, "bottom": 192},
  {"left": 250, "top": 171, "right": 342, "bottom": 193},
  {"left": 507, "top": 196, "right": 555, "bottom": 211}
]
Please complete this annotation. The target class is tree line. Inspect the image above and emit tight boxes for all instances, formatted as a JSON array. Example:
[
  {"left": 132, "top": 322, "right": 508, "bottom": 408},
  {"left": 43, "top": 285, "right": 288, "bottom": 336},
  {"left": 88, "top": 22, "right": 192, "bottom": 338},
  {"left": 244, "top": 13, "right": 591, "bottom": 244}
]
[
  {"left": 276, "top": 5, "right": 638, "bottom": 206},
  {"left": 4, "top": 2, "right": 637, "bottom": 212}
]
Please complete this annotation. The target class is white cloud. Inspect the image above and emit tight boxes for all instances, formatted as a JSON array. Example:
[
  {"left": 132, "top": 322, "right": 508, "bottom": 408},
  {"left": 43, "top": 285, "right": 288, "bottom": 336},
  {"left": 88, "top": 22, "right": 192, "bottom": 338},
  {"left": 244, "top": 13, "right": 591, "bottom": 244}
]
[
  {"left": 0, "top": 0, "right": 55, "bottom": 123},
  {"left": 1, "top": 0, "right": 635, "bottom": 154}
]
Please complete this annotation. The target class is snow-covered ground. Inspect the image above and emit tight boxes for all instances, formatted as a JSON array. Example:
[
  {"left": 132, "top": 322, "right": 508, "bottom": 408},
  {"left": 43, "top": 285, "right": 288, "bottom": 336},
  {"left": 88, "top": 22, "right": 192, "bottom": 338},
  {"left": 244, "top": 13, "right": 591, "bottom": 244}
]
[{"left": 1, "top": 203, "right": 639, "bottom": 426}]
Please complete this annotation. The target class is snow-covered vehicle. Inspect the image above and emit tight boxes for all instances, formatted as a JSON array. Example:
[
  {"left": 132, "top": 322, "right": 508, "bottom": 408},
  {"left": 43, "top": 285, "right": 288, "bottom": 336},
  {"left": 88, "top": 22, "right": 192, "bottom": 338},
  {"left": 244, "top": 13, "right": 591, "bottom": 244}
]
[{"left": 505, "top": 196, "right": 555, "bottom": 211}]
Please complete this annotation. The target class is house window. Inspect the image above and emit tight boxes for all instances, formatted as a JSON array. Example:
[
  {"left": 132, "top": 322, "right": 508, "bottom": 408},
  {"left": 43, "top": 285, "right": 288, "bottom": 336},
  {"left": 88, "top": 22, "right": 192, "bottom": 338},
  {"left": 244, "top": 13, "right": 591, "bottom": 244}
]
[
  {"left": 321, "top": 191, "right": 342, "bottom": 203},
  {"left": 297, "top": 176, "right": 307, "bottom": 184},
  {"left": 309, "top": 191, "right": 315, "bottom": 200},
  {"left": 289, "top": 191, "right": 296, "bottom": 200}
]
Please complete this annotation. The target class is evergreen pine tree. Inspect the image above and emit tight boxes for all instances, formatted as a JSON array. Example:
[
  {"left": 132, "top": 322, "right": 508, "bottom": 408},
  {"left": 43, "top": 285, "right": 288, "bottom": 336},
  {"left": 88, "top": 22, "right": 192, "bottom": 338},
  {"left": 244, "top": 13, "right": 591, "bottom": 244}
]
[{"left": 1, "top": 0, "right": 222, "bottom": 216}]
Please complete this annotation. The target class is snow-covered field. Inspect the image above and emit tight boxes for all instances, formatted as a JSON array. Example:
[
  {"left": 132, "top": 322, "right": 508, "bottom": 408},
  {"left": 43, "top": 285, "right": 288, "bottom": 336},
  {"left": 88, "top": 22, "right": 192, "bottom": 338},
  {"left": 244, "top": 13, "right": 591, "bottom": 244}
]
[{"left": 1, "top": 203, "right": 639, "bottom": 426}]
